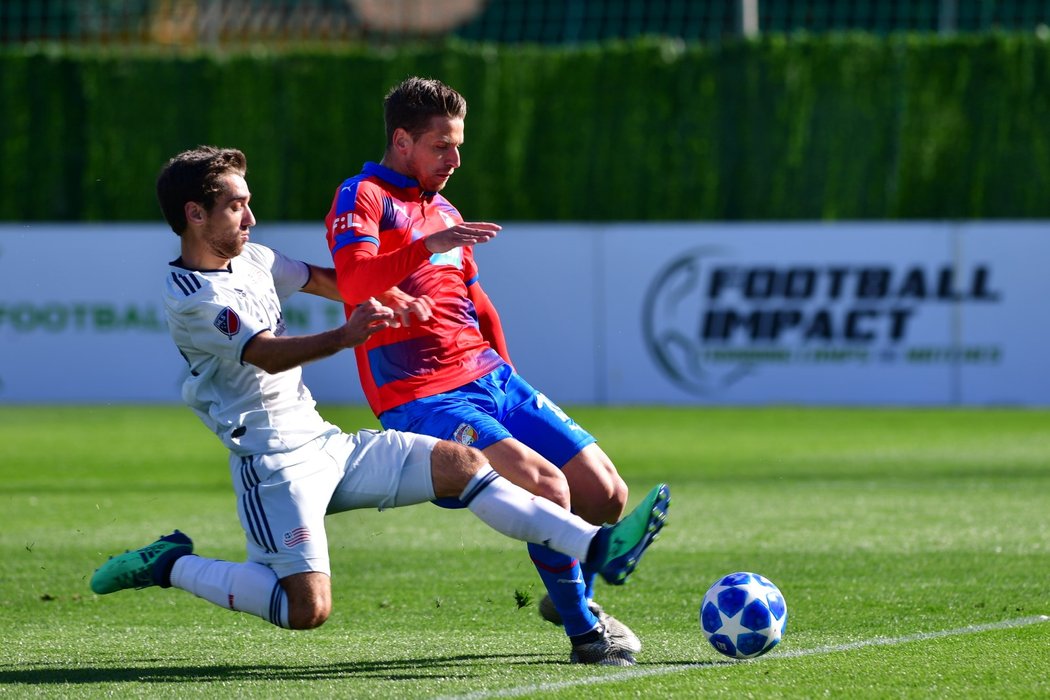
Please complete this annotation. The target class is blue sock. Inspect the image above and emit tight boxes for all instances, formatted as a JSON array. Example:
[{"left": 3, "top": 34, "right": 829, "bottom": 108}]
[
  {"left": 580, "top": 564, "right": 597, "bottom": 602},
  {"left": 528, "top": 542, "right": 598, "bottom": 638},
  {"left": 578, "top": 528, "right": 599, "bottom": 601}
]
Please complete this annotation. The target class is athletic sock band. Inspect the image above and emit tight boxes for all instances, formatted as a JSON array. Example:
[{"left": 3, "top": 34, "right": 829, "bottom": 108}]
[{"left": 458, "top": 465, "right": 501, "bottom": 505}]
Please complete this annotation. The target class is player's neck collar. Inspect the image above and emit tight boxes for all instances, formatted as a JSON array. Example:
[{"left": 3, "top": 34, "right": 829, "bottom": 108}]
[
  {"left": 170, "top": 256, "right": 232, "bottom": 273},
  {"left": 364, "top": 161, "right": 419, "bottom": 192}
]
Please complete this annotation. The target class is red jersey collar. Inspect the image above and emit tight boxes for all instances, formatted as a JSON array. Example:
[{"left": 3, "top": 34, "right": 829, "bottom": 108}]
[{"left": 363, "top": 161, "right": 437, "bottom": 200}]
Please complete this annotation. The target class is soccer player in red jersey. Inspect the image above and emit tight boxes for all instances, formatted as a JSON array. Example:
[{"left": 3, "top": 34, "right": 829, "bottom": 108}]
[
  {"left": 325, "top": 77, "right": 670, "bottom": 665},
  {"left": 89, "top": 146, "right": 668, "bottom": 644}
]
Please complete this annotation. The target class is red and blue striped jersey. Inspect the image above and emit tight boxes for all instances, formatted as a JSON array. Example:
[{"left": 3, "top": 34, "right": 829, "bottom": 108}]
[{"left": 325, "top": 161, "right": 505, "bottom": 416}]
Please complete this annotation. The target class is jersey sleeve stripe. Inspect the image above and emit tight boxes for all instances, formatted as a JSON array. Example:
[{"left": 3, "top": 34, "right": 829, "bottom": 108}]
[
  {"left": 171, "top": 271, "right": 201, "bottom": 296},
  {"left": 331, "top": 231, "right": 380, "bottom": 253}
]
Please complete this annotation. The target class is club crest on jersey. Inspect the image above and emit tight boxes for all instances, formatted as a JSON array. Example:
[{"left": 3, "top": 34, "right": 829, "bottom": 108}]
[
  {"left": 213, "top": 307, "right": 241, "bottom": 338},
  {"left": 453, "top": 423, "right": 479, "bottom": 446},
  {"left": 283, "top": 526, "right": 311, "bottom": 548}
]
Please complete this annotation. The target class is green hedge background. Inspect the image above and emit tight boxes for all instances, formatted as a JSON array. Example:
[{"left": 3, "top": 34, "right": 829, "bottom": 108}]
[{"left": 1, "top": 35, "right": 1048, "bottom": 223}]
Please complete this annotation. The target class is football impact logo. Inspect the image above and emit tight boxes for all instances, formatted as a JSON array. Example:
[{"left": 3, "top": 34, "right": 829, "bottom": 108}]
[
  {"left": 642, "top": 247, "right": 1002, "bottom": 396},
  {"left": 643, "top": 247, "right": 739, "bottom": 395}
]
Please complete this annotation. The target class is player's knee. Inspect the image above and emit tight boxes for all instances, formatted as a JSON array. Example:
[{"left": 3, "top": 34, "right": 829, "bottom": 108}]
[
  {"left": 287, "top": 597, "right": 331, "bottom": 630},
  {"left": 606, "top": 477, "right": 629, "bottom": 521},
  {"left": 573, "top": 473, "right": 628, "bottom": 525},
  {"left": 535, "top": 472, "right": 572, "bottom": 510},
  {"left": 280, "top": 572, "right": 332, "bottom": 630},
  {"left": 431, "top": 440, "right": 489, "bottom": 497}
]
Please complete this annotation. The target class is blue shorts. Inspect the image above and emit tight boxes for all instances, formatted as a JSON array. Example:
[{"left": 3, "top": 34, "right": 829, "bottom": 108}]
[{"left": 379, "top": 364, "right": 596, "bottom": 508}]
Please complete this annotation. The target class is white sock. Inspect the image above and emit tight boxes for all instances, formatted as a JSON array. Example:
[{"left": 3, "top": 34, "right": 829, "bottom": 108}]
[
  {"left": 460, "top": 465, "right": 600, "bottom": 561},
  {"left": 170, "top": 555, "right": 289, "bottom": 629}
]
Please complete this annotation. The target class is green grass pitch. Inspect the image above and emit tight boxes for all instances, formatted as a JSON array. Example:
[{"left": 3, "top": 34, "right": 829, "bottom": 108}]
[{"left": 2, "top": 405, "right": 1048, "bottom": 698}]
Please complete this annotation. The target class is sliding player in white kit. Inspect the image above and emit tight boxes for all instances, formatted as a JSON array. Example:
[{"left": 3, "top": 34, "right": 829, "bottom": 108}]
[{"left": 89, "top": 146, "right": 670, "bottom": 636}]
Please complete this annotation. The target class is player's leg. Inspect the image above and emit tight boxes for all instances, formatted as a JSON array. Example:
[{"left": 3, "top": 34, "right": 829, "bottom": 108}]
[
  {"left": 328, "top": 428, "right": 597, "bottom": 564},
  {"left": 560, "top": 443, "right": 629, "bottom": 600},
  {"left": 89, "top": 532, "right": 300, "bottom": 629},
  {"left": 377, "top": 372, "right": 645, "bottom": 664},
  {"left": 433, "top": 440, "right": 600, "bottom": 562},
  {"left": 167, "top": 554, "right": 329, "bottom": 629},
  {"left": 421, "top": 439, "right": 669, "bottom": 597},
  {"left": 275, "top": 571, "right": 331, "bottom": 629},
  {"left": 327, "top": 427, "right": 664, "bottom": 586},
  {"left": 223, "top": 449, "right": 339, "bottom": 629},
  {"left": 469, "top": 437, "right": 572, "bottom": 508},
  {"left": 384, "top": 395, "right": 603, "bottom": 643},
  {"left": 90, "top": 442, "right": 343, "bottom": 630},
  {"left": 465, "top": 440, "right": 608, "bottom": 642},
  {"left": 476, "top": 439, "right": 601, "bottom": 636},
  {"left": 556, "top": 444, "right": 629, "bottom": 602},
  {"left": 171, "top": 448, "right": 339, "bottom": 630},
  {"left": 561, "top": 443, "right": 628, "bottom": 527},
  {"left": 496, "top": 377, "right": 647, "bottom": 660}
]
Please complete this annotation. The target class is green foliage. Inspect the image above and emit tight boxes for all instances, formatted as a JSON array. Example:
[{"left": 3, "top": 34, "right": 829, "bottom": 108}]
[
  {"left": 2, "top": 405, "right": 1049, "bottom": 697},
  {"left": 2, "top": 35, "right": 1049, "bottom": 222},
  {"left": 894, "top": 33, "right": 1050, "bottom": 217}
]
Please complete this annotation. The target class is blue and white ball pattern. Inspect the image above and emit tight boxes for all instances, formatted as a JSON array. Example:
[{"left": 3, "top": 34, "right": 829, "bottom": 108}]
[{"left": 700, "top": 571, "right": 787, "bottom": 659}]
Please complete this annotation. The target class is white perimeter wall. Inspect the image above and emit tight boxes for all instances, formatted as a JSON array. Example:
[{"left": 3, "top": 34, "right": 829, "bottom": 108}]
[{"left": 0, "top": 221, "right": 1046, "bottom": 406}]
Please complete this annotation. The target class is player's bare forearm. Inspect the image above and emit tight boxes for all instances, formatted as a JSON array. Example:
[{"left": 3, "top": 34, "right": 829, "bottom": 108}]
[
  {"left": 300, "top": 265, "right": 344, "bottom": 302},
  {"left": 243, "top": 329, "right": 351, "bottom": 374},
  {"left": 242, "top": 301, "right": 394, "bottom": 374}
]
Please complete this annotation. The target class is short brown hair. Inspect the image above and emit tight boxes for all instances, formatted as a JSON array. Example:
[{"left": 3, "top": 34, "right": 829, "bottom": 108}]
[
  {"left": 156, "top": 146, "right": 247, "bottom": 235},
  {"left": 383, "top": 77, "right": 467, "bottom": 146}
]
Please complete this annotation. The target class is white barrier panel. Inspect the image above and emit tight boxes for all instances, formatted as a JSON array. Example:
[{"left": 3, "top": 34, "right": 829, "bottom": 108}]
[
  {"left": 602, "top": 223, "right": 1039, "bottom": 405},
  {"left": 0, "top": 222, "right": 1046, "bottom": 405},
  {"left": 472, "top": 222, "right": 1049, "bottom": 406}
]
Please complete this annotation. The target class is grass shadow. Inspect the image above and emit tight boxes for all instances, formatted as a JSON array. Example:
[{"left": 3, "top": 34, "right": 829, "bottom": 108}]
[{"left": 0, "top": 652, "right": 554, "bottom": 685}]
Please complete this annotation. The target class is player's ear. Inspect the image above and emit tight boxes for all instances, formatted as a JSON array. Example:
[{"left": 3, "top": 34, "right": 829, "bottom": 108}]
[
  {"left": 185, "top": 201, "right": 206, "bottom": 225},
  {"left": 393, "top": 128, "right": 411, "bottom": 152}
]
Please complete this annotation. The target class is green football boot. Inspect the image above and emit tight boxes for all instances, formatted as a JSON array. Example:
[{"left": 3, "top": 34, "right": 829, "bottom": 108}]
[
  {"left": 593, "top": 483, "right": 670, "bottom": 586},
  {"left": 90, "top": 530, "right": 193, "bottom": 594}
]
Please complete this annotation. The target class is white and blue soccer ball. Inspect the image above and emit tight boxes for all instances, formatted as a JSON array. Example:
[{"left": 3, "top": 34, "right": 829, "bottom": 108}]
[{"left": 700, "top": 571, "right": 787, "bottom": 659}]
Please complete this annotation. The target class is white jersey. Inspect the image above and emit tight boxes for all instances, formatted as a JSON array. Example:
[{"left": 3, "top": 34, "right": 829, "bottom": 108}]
[{"left": 163, "top": 242, "right": 334, "bottom": 457}]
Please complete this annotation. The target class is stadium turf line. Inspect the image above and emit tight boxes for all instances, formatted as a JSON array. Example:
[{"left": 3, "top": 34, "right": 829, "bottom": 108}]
[{"left": 440, "top": 615, "right": 1050, "bottom": 700}]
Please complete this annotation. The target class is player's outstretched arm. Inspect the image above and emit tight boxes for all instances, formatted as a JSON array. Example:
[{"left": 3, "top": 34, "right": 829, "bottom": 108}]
[
  {"left": 425, "top": 222, "right": 501, "bottom": 254},
  {"left": 242, "top": 299, "right": 394, "bottom": 374},
  {"left": 300, "top": 264, "right": 432, "bottom": 327},
  {"left": 300, "top": 264, "right": 344, "bottom": 302}
]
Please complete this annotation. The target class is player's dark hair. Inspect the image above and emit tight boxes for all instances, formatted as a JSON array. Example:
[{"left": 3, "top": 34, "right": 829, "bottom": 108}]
[
  {"left": 156, "top": 146, "right": 247, "bottom": 235},
  {"left": 383, "top": 77, "right": 467, "bottom": 147}
]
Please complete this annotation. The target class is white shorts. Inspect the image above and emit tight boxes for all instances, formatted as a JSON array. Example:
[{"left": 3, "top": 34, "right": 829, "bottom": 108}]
[{"left": 229, "top": 427, "right": 439, "bottom": 578}]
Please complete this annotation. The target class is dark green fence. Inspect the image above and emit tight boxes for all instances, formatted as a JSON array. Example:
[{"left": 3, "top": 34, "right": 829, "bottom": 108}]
[{"left": 2, "top": 35, "right": 1048, "bottom": 222}]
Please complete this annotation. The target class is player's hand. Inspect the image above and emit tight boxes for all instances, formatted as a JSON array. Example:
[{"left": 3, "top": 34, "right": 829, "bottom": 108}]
[
  {"left": 424, "top": 222, "right": 501, "bottom": 254},
  {"left": 376, "top": 287, "right": 434, "bottom": 328},
  {"left": 343, "top": 298, "right": 396, "bottom": 347}
]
